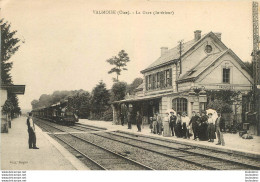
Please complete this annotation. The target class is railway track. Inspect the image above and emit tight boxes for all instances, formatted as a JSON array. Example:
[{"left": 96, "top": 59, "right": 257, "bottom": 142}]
[
  {"left": 89, "top": 131, "right": 260, "bottom": 170},
  {"left": 34, "top": 118, "right": 97, "bottom": 133},
  {"left": 75, "top": 123, "right": 107, "bottom": 130},
  {"left": 69, "top": 125, "right": 100, "bottom": 132},
  {"left": 34, "top": 117, "right": 106, "bottom": 133},
  {"left": 35, "top": 118, "right": 154, "bottom": 170},
  {"left": 115, "top": 130, "right": 260, "bottom": 161},
  {"left": 34, "top": 117, "right": 260, "bottom": 170}
]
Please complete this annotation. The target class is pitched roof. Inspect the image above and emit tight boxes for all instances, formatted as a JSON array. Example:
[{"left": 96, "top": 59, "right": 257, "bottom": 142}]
[
  {"left": 178, "top": 51, "right": 226, "bottom": 82},
  {"left": 141, "top": 32, "right": 227, "bottom": 73},
  {"left": 177, "top": 49, "right": 252, "bottom": 83},
  {"left": 135, "top": 83, "right": 144, "bottom": 91}
]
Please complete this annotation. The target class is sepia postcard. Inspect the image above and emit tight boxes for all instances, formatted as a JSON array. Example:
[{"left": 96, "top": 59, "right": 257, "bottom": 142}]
[{"left": 0, "top": 0, "right": 259, "bottom": 181}]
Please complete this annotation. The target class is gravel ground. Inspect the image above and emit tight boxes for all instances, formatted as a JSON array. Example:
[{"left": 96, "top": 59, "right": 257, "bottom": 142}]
[
  {"left": 74, "top": 133, "right": 206, "bottom": 170},
  {"left": 34, "top": 119, "right": 63, "bottom": 133},
  {"left": 36, "top": 120, "right": 260, "bottom": 170},
  {"left": 93, "top": 132, "right": 256, "bottom": 170},
  {"left": 55, "top": 134, "right": 150, "bottom": 170},
  {"left": 113, "top": 131, "right": 260, "bottom": 168},
  {"left": 49, "top": 134, "right": 104, "bottom": 170}
]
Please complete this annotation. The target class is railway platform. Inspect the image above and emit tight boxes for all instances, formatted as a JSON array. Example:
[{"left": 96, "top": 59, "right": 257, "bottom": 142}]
[
  {"left": 1, "top": 116, "right": 89, "bottom": 170},
  {"left": 78, "top": 119, "right": 260, "bottom": 158}
]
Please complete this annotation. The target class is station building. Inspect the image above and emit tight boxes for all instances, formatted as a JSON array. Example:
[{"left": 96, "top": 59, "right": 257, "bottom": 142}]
[
  {"left": 112, "top": 31, "right": 255, "bottom": 134},
  {"left": 1, "top": 84, "right": 25, "bottom": 133}
]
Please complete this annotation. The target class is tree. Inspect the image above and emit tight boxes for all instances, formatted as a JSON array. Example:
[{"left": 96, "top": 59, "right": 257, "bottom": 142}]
[
  {"left": 110, "top": 82, "right": 127, "bottom": 102},
  {"left": 1, "top": 19, "right": 22, "bottom": 85},
  {"left": 38, "top": 94, "right": 52, "bottom": 107},
  {"left": 90, "top": 81, "right": 110, "bottom": 118},
  {"left": 31, "top": 100, "right": 39, "bottom": 109},
  {"left": 126, "top": 77, "right": 143, "bottom": 95},
  {"left": 78, "top": 91, "right": 91, "bottom": 118},
  {"left": 69, "top": 90, "right": 91, "bottom": 118},
  {"left": 106, "top": 50, "right": 130, "bottom": 82},
  {"left": 1, "top": 19, "right": 23, "bottom": 118},
  {"left": 9, "top": 94, "right": 21, "bottom": 118},
  {"left": 1, "top": 98, "right": 14, "bottom": 115}
]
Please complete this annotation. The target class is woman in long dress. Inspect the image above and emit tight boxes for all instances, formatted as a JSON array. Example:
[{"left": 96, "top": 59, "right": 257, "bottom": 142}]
[
  {"left": 163, "top": 113, "right": 171, "bottom": 137},
  {"left": 176, "top": 113, "right": 182, "bottom": 138},
  {"left": 199, "top": 111, "right": 208, "bottom": 141}
]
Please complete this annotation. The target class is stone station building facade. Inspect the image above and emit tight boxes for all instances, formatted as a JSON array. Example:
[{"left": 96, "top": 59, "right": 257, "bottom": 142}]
[{"left": 112, "top": 30, "right": 254, "bottom": 134}]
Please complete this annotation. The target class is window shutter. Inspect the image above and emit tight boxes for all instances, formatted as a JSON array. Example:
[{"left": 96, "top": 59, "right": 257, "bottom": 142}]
[
  {"left": 169, "top": 68, "right": 172, "bottom": 86},
  {"left": 153, "top": 74, "right": 156, "bottom": 89},
  {"left": 162, "top": 71, "right": 165, "bottom": 88},
  {"left": 145, "top": 76, "right": 148, "bottom": 90},
  {"left": 160, "top": 71, "right": 164, "bottom": 88},
  {"left": 157, "top": 73, "right": 160, "bottom": 88},
  {"left": 151, "top": 74, "right": 154, "bottom": 89}
]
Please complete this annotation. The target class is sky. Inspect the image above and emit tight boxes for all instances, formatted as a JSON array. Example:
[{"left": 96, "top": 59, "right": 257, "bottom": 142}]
[{"left": 0, "top": 0, "right": 254, "bottom": 110}]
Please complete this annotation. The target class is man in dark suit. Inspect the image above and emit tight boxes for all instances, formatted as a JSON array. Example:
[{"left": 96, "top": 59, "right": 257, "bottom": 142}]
[
  {"left": 27, "top": 112, "right": 39, "bottom": 149},
  {"left": 136, "top": 111, "right": 142, "bottom": 132},
  {"left": 215, "top": 112, "right": 225, "bottom": 146},
  {"left": 189, "top": 111, "right": 200, "bottom": 140},
  {"left": 169, "top": 112, "right": 177, "bottom": 136},
  {"left": 127, "top": 110, "right": 132, "bottom": 129}
]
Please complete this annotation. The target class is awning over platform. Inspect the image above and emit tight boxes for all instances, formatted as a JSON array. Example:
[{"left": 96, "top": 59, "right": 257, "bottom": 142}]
[
  {"left": 1, "top": 85, "right": 25, "bottom": 95},
  {"left": 113, "top": 92, "right": 173, "bottom": 104}
]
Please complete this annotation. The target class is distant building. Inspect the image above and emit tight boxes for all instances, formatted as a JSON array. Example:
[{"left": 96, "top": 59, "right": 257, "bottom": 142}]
[
  {"left": 1, "top": 84, "right": 25, "bottom": 133},
  {"left": 113, "top": 31, "right": 254, "bottom": 133}
]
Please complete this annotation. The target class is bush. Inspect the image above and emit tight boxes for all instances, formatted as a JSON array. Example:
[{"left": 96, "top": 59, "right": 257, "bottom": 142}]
[
  {"left": 207, "top": 99, "right": 233, "bottom": 113},
  {"left": 102, "top": 107, "right": 113, "bottom": 121}
]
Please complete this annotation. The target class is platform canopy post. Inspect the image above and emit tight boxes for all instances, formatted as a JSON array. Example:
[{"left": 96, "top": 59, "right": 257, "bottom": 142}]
[{"left": 112, "top": 103, "right": 121, "bottom": 125}]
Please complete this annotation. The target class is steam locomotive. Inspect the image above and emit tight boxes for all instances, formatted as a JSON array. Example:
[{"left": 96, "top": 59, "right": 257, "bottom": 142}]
[{"left": 32, "top": 100, "right": 78, "bottom": 126}]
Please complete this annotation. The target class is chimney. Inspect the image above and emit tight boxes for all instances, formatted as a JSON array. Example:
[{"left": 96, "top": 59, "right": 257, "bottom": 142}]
[
  {"left": 161, "top": 47, "right": 168, "bottom": 56},
  {"left": 214, "top": 32, "right": 222, "bottom": 40},
  {"left": 194, "top": 30, "right": 202, "bottom": 41}
]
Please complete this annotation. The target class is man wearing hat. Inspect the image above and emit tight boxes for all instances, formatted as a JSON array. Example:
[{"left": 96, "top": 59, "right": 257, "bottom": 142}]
[
  {"left": 189, "top": 111, "right": 200, "bottom": 140},
  {"left": 169, "top": 111, "right": 177, "bottom": 137},
  {"left": 215, "top": 112, "right": 225, "bottom": 146}
]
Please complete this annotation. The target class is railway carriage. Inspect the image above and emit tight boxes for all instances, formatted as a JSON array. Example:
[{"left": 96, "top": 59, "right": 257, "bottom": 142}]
[{"left": 32, "top": 100, "right": 78, "bottom": 126}]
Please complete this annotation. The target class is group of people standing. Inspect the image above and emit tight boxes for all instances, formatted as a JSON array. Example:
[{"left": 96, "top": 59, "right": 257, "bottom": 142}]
[
  {"left": 120, "top": 108, "right": 225, "bottom": 146},
  {"left": 120, "top": 110, "right": 143, "bottom": 132},
  {"left": 149, "top": 110, "right": 225, "bottom": 146}
]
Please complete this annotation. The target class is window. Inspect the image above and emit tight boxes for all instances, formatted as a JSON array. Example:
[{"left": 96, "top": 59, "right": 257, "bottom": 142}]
[
  {"left": 223, "top": 68, "right": 230, "bottom": 83},
  {"left": 148, "top": 75, "right": 152, "bottom": 90},
  {"left": 205, "top": 45, "right": 212, "bottom": 53},
  {"left": 165, "top": 69, "right": 170, "bottom": 86},
  {"left": 146, "top": 68, "right": 172, "bottom": 91},
  {"left": 156, "top": 72, "right": 160, "bottom": 88},
  {"left": 172, "top": 98, "right": 188, "bottom": 114}
]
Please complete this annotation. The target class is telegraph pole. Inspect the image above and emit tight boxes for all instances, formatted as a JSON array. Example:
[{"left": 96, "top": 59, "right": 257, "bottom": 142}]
[
  {"left": 175, "top": 40, "right": 184, "bottom": 92},
  {"left": 177, "top": 40, "right": 184, "bottom": 75},
  {"left": 252, "top": 1, "right": 260, "bottom": 135}
]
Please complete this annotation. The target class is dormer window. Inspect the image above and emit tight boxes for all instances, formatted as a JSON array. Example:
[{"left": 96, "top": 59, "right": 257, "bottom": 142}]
[{"left": 223, "top": 68, "right": 230, "bottom": 83}]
